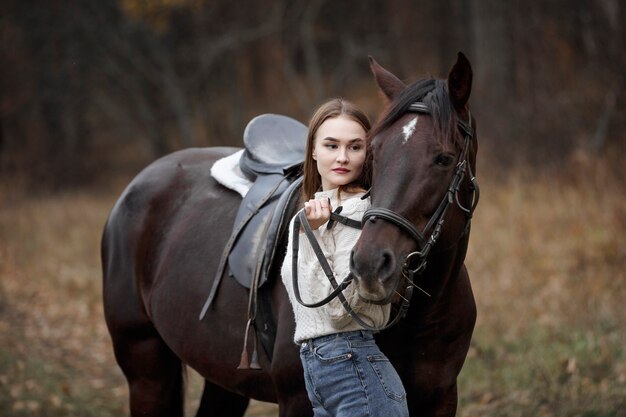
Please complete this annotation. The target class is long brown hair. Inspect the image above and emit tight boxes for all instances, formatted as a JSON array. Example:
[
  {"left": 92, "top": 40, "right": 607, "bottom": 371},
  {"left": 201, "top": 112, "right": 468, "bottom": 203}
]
[{"left": 301, "top": 98, "right": 372, "bottom": 201}]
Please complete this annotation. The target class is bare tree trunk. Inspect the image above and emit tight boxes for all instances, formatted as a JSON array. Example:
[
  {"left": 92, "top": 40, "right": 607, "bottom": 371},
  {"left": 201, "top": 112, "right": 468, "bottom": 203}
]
[
  {"left": 143, "top": 34, "right": 195, "bottom": 149},
  {"left": 301, "top": 0, "right": 325, "bottom": 103},
  {"left": 469, "top": 0, "right": 514, "bottom": 152},
  {"left": 470, "top": 0, "right": 513, "bottom": 103}
]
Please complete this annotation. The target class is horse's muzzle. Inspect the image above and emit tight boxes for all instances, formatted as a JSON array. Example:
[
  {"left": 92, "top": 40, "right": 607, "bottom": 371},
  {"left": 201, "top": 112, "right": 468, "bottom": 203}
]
[{"left": 350, "top": 245, "right": 398, "bottom": 302}]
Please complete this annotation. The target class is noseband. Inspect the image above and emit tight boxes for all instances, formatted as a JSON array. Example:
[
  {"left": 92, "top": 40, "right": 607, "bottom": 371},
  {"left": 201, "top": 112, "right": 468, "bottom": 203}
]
[{"left": 362, "top": 102, "right": 479, "bottom": 286}]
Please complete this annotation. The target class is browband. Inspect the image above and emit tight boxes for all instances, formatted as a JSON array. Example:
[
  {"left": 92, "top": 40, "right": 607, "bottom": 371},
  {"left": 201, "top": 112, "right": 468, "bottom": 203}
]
[{"left": 408, "top": 102, "right": 473, "bottom": 139}]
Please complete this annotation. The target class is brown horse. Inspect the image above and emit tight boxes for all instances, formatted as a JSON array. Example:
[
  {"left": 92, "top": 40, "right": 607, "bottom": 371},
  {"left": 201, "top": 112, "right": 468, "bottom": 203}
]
[
  {"left": 352, "top": 52, "right": 478, "bottom": 415},
  {"left": 102, "top": 53, "right": 477, "bottom": 417}
]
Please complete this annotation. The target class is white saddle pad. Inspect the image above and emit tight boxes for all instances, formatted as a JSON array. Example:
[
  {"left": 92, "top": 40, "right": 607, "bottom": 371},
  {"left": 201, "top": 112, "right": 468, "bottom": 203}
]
[{"left": 210, "top": 149, "right": 252, "bottom": 198}]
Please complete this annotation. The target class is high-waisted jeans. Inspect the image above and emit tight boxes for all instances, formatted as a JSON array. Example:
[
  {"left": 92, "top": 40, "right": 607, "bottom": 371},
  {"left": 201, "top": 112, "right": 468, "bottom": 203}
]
[{"left": 299, "top": 330, "right": 409, "bottom": 417}]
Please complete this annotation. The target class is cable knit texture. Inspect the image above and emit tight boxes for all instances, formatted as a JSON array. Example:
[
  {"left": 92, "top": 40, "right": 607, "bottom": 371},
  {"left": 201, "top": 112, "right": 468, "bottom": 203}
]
[{"left": 281, "top": 188, "right": 391, "bottom": 344}]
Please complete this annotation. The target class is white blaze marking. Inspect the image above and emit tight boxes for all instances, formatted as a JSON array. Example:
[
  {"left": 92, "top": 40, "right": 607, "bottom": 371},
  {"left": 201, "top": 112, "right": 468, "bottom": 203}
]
[{"left": 401, "top": 116, "right": 418, "bottom": 144}]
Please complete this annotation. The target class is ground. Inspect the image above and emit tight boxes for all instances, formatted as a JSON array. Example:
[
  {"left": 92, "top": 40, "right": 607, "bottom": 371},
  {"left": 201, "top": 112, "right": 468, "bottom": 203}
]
[{"left": 0, "top": 156, "right": 624, "bottom": 416}]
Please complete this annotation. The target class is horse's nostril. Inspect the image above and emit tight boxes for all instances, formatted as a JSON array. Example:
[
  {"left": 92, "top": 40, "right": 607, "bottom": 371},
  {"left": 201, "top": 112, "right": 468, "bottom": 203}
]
[
  {"left": 380, "top": 250, "right": 394, "bottom": 277},
  {"left": 352, "top": 246, "right": 395, "bottom": 281}
]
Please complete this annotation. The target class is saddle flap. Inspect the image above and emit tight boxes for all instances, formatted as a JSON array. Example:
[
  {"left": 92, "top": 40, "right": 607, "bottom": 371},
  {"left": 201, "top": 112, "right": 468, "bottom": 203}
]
[
  {"left": 240, "top": 114, "right": 307, "bottom": 180},
  {"left": 228, "top": 176, "right": 302, "bottom": 289}
]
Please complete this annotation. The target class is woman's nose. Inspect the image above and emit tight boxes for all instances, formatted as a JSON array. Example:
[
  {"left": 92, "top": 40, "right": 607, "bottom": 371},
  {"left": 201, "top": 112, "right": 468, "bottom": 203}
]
[{"left": 336, "top": 148, "right": 348, "bottom": 163}]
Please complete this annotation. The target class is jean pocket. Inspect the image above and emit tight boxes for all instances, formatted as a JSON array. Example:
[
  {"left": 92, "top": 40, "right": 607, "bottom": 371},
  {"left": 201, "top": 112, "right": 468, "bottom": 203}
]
[
  {"left": 313, "top": 339, "right": 353, "bottom": 364},
  {"left": 367, "top": 355, "right": 407, "bottom": 401}
]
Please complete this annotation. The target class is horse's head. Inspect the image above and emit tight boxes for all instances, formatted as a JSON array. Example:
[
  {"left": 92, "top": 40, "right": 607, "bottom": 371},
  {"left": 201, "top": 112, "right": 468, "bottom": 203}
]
[{"left": 351, "top": 52, "right": 478, "bottom": 303}]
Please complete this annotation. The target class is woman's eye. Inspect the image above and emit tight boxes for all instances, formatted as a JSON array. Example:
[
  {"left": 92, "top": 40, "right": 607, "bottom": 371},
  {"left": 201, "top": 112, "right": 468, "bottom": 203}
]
[
  {"left": 324, "top": 144, "right": 337, "bottom": 149},
  {"left": 434, "top": 154, "right": 454, "bottom": 166},
  {"left": 350, "top": 145, "right": 362, "bottom": 151}
]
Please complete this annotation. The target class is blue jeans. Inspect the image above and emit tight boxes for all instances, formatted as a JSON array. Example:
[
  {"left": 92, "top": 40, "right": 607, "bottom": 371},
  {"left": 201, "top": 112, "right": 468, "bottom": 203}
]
[{"left": 300, "top": 330, "right": 409, "bottom": 417}]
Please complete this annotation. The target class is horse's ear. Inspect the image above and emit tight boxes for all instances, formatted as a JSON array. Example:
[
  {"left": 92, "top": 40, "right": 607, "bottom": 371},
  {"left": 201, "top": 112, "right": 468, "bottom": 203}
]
[
  {"left": 448, "top": 52, "right": 473, "bottom": 111},
  {"left": 369, "top": 56, "right": 406, "bottom": 102}
]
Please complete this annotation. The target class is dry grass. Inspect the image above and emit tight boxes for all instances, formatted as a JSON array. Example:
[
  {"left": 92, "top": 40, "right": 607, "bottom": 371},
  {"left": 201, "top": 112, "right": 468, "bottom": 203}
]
[
  {"left": 459, "top": 156, "right": 626, "bottom": 416},
  {"left": 0, "top": 155, "right": 624, "bottom": 416}
]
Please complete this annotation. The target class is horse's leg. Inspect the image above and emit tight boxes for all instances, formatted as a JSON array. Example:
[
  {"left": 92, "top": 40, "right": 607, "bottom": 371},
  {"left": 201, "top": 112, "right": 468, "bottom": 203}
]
[
  {"left": 194, "top": 380, "right": 249, "bottom": 417},
  {"left": 408, "top": 383, "right": 457, "bottom": 417},
  {"left": 273, "top": 347, "right": 311, "bottom": 417},
  {"left": 113, "top": 328, "right": 185, "bottom": 417},
  {"left": 103, "top": 227, "right": 185, "bottom": 416},
  {"left": 431, "top": 384, "right": 458, "bottom": 417},
  {"left": 276, "top": 392, "right": 312, "bottom": 417},
  {"left": 270, "top": 285, "right": 313, "bottom": 417}
]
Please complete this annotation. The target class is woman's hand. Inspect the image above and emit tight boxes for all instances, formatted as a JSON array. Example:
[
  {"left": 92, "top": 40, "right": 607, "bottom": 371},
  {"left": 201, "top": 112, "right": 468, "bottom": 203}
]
[{"left": 304, "top": 198, "right": 332, "bottom": 230}]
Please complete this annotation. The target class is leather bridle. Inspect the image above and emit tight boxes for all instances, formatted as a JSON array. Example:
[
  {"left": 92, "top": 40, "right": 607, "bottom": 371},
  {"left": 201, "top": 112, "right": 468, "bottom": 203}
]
[
  {"left": 291, "top": 101, "right": 479, "bottom": 332},
  {"left": 363, "top": 102, "right": 479, "bottom": 288}
]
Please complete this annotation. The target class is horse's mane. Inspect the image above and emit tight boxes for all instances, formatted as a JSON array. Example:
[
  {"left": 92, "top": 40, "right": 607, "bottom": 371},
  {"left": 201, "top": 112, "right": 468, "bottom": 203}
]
[{"left": 370, "top": 78, "right": 459, "bottom": 149}]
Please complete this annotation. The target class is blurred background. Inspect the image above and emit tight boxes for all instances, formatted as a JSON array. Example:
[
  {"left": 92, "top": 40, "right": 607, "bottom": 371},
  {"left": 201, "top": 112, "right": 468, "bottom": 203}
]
[{"left": 1, "top": 0, "right": 624, "bottom": 416}]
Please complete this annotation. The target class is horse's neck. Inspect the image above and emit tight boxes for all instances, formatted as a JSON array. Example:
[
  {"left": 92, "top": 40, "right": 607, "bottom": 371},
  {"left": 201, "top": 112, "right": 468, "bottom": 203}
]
[{"left": 406, "top": 238, "right": 469, "bottom": 322}]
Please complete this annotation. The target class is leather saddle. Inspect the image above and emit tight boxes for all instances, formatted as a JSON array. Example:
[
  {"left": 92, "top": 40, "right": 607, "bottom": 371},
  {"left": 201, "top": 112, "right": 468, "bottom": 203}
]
[
  {"left": 199, "top": 114, "right": 307, "bottom": 367},
  {"left": 239, "top": 113, "right": 309, "bottom": 180},
  {"left": 230, "top": 114, "right": 308, "bottom": 289}
]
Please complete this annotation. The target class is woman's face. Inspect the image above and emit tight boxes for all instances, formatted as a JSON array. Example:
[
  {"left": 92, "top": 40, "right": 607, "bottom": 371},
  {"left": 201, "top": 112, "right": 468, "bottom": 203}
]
[{"left": 313, "top": 115, "right": 367, "bottom": 191}]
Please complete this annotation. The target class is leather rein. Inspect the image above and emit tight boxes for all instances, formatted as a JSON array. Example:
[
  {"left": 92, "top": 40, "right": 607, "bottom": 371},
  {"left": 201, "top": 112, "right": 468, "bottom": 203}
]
[
  {"left": 291, "top": 208, "right": 413, "bottom": 331},
  {"left": 291, "top": 101, "right": 479, "bottom": 332}
]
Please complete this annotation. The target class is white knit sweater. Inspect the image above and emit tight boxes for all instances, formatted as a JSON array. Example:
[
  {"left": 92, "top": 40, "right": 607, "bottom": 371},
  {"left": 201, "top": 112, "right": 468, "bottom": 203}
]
[{"left": 281, "top": 188, "right": 391, "bottom": 344}]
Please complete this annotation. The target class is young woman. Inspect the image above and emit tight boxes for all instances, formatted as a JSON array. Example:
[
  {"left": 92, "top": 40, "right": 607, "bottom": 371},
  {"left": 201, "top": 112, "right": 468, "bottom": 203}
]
[{"left": 281, "top": 98, "right": 409, "bottom": 417}]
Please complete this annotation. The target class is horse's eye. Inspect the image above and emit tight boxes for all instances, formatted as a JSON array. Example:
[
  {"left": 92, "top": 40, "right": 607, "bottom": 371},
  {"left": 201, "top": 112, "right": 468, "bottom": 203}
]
[{"left": 434, "top": 154, "right": 454, "bottom": 166}]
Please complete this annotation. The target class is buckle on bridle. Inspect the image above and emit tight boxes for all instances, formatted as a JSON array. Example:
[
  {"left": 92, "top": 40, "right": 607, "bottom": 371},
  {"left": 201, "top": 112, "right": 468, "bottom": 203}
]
[
  {"left": 401, "top": 252, "right": 431, "bottom": 297},
  {"left": 402, "top": 251, "right": 427, "bottom": 276}
]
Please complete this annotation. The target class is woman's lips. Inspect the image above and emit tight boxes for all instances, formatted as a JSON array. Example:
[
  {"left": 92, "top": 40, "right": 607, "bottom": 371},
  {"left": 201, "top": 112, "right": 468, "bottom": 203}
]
[{"left": 332, "top": 168, "right": 350, "bottom": 174}]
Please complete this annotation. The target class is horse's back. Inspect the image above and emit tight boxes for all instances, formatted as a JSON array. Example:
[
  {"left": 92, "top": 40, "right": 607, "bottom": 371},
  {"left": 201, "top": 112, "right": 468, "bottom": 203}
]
[{"left": 104, "top": 146, "right": 238, "bottom": 234}]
